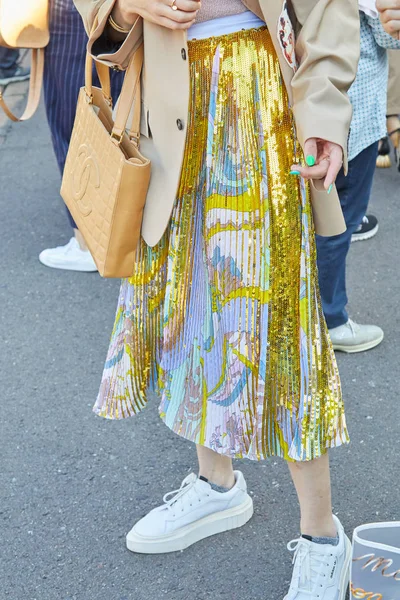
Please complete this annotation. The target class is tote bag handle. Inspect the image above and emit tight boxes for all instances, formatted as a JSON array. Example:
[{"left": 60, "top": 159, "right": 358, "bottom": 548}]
[
  {"left": 0, "top": 48, "right": 45, "bottom": 121},
  {"left": 84, "top": 44, "right": 144, "bottom": 144}
]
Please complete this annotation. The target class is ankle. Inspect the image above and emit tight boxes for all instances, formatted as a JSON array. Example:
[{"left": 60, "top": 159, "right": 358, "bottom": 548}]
[
  {"left": 387, "top": 115, "right": 400, "bottom": 136},
  {"left": 74, "top": 229, "right": 88, "bottom": 251},
  {"left": 387, "top": 114, "right": 400, "bottom": 124},
  {"left": 301, "top": 516, "right": 337, "bottom": 539},
  {"left": 199, "top": 469, "right": 235, "bottom": 490}
]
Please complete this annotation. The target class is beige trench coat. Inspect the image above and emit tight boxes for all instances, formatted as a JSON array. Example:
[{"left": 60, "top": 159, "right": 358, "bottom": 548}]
[{"left": 74, "top": 0, "right": 360, "bottom": 246}]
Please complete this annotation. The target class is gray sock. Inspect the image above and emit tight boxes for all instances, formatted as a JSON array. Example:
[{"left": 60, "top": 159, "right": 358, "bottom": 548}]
[
  {"left": 199, "top": 475, "right": 232, "bottom": 493},
  {"left": 302, "top": 534, "right": 339, "bottom": 546}
]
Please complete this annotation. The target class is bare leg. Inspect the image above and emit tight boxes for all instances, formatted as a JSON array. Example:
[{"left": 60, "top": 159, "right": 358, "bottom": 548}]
[
  {"left": 197, "top": 444, "right": 235, "bottom": 489},
  {"left": 74, "top": 228, "right": 88, "bottom": 251},
  {"left": 387, "top": 114, "right": 400, "bottom": 155},
  {"left": 288, "top": 453, "right": 337, "bottom": 538},
  {"left": 387, "top": 114, "right": 400, "bottom": 137}
]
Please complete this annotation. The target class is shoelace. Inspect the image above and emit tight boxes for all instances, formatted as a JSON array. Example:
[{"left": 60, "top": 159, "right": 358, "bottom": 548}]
[
  {"left": 162, "top": 473, "right": 202, "bottom": 516},
  {"left": 347, "top": 319, "right": 358, "bottom": 335},
  {"left": 355, "top": 216, "right": 369, "bottom": 232},
  {"left": 287, "top": 538, "right": 332, "bottom": 598}
]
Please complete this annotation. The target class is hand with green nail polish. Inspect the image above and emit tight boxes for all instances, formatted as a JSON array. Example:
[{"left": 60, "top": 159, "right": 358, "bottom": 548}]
[
  {"left": 306, "top": 155, "right": 315, "bottom": 167},
  {"left": 289, "top": 137, "right": 344, "bottom": 193}
]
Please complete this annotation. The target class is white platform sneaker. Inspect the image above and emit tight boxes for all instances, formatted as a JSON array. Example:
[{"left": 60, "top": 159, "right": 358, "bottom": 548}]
[
  {"left": 126, "top": 470, "right": 253, "bottom": 554},
  {"left": 284, "top": 516, "right": 352, "bottom": 600},
  {"left": 39, "top": 237, "right": 97, "bottom": 272},
  {"left": 329, "top": 319, "right": 384, "bottom": 353}
]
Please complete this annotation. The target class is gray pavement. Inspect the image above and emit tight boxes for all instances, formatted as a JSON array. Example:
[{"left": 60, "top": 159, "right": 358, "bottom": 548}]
[{"left": 1, "top": 100, "right": 400, "bottom": 600}]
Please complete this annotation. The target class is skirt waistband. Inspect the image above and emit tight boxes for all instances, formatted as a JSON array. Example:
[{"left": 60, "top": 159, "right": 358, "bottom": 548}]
[{"left": 187, "top": 10, "right": 265, "bottom": 41}]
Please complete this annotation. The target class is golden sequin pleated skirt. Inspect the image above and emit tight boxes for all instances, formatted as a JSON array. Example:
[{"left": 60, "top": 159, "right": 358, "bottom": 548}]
[{"left": 94, "top": 26, "right": 349, "bottom": 461}]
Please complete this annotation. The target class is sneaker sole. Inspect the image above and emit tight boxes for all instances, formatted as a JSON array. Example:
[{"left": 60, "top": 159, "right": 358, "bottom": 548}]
[
  {"left": 351, "top": 223, "right": 379, "bottom": 243},
  {"left": 39, "top": 255, "right": 98, "bottom": 272},
  {"left": 332, "top": 331, "right": 384, "bottom": 354},
  {"left": 126, "top": 495, "right": 254, "bottom": 554}
]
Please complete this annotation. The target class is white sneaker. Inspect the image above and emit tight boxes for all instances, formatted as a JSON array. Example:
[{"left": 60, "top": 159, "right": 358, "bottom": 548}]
[
  {"left": 284, "top": 516, "right": 352, "bottom": 600},
  {"left": 329, "top": 319, "right": 384, "bottom": 353},
  {"left": 126, "top": 470, "right": 253, "bottom": 554},
  {"left": 39, "top": 237, "right": 97, "bottom": 272}
]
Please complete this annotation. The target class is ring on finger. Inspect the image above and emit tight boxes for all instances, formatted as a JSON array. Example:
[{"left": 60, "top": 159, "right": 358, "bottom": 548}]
[{"left": 170, "top": 0, "right": 178, "bottom": 10}]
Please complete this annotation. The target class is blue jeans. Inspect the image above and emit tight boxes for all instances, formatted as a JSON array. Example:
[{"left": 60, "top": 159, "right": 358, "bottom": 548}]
[
  {"left": 43, "top": 0, "right": 123, "bottom": 229},
  {"left": 0, "top": 48, "right": 19, "bottom": 71},
  {"left": 316, "top": 141, "right": 379, "bottom": 329}
]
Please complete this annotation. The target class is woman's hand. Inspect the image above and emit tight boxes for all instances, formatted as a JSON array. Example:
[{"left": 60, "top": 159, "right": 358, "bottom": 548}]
[
  {"left": 115, "top": 0, "right": 201, "bottom": 30},
  {"left": 290, "top": 138, "right": 343, "bottom": 192},
  {"left": 376, "top": 0, "right": 400, "bottom": 39}
]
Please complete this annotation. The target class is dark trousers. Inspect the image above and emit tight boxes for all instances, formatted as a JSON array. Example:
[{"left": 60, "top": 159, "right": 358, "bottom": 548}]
[
  {"left": 43, "top": 0, "right": 123, "bottom": 229},
  {"left": 0, "top": 47, "right": 19, "bottom": 70},
  {"left": 317, "top": 142, "right": 379, "bottom": 329}
]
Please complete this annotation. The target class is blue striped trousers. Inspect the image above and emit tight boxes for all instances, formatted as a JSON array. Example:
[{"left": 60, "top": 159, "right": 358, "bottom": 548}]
[{"left": 44, "top": 0, "right": 123, "bottom": 229}]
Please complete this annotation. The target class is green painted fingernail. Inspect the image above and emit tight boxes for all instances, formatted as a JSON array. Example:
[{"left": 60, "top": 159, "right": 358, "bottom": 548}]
[
  {"left": 306, "top": 155, "right": 316, "bottom": 167},
  {"left": 327, "top": 184, "right": 333, "bottom": 194},
  {"left": 290, "top": 170, "right": 301, "bottom": 175}
]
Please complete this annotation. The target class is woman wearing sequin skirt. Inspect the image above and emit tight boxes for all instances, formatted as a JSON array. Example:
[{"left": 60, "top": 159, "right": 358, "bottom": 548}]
[{"left": 75, "top": 0, "right": 360, "bottom": 597}]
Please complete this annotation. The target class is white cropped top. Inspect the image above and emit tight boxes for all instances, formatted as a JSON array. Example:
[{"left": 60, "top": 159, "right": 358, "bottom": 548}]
[{"left": 188, "top": 10, "right": 265, "bottom": 41}]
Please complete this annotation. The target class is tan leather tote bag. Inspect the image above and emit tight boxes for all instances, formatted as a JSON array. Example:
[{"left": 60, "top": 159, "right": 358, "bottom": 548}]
[
  {"left": 0, "top": 0, "right": 49, "bottom": 120},
  {"left": 61, "top": 45, "right": 151, "bottom": 278}
]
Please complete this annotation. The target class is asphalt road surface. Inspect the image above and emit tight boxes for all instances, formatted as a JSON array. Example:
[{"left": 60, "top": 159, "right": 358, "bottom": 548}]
[{"left": 1, "top": 102, "right": 399, "bottom": 600}]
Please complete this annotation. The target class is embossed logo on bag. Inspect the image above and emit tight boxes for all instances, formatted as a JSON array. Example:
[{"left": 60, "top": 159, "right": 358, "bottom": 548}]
[
  {"left": 277, "top": 0, "right": 297, "bottom": 72},
  {"left": 71, "top": 144, "right": 100, "bottom": 216}
]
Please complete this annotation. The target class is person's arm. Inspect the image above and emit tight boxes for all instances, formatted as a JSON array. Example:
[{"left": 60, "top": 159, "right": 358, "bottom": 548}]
[
  {"left": 110, "top": 2, "right": 138, "bottom": 37},
  {"left": 376, "top": 0, "right": 400, "bottom": 38},
  {"left": 73, "top": 0, "right": 141, "bottom": 70},
  {"left": 73, "top": 0, "right": 200, "bottom": 70},
  {"left": 288, "top": 0, "right": 360, "bottom": 188}
]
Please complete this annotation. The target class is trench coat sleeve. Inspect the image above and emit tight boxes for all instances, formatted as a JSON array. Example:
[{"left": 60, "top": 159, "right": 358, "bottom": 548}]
[
  {"left": 73, "top": 0, "right": 143, "bottom": 69},
  {"left": 290, "top": 0, "right": 360, "bottom": 171}
]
